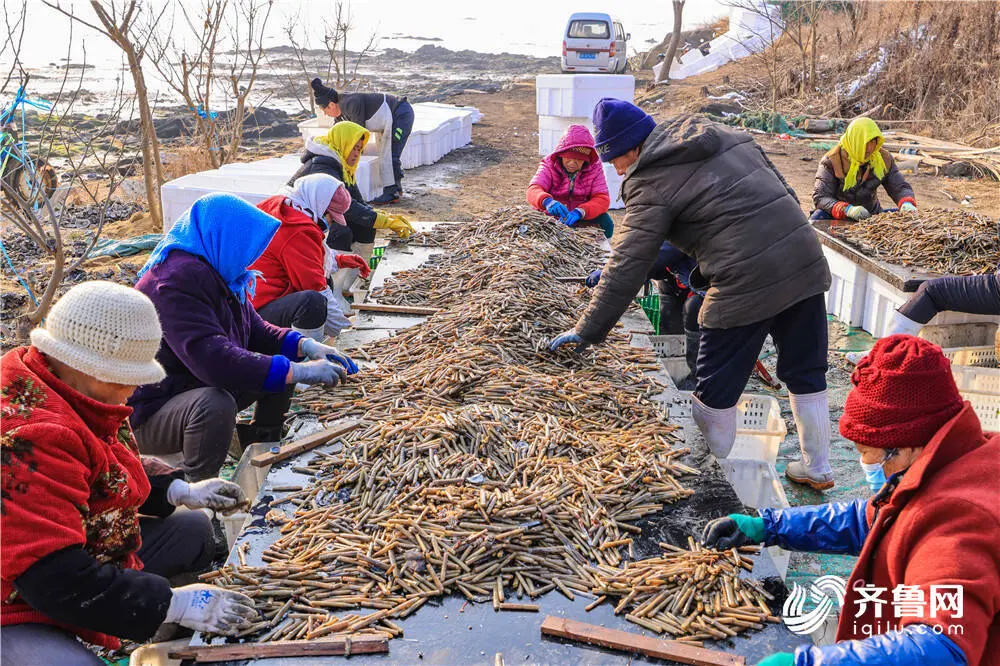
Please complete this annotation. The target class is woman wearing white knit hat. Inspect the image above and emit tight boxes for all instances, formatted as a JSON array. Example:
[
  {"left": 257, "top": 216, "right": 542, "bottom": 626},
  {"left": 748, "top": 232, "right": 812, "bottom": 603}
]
[{"left": 1, "top": 281, "right": 260, "bottom": 663}]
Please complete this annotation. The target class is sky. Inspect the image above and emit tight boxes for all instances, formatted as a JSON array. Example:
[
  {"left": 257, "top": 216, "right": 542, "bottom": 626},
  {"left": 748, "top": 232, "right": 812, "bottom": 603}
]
[{"left": 11, "top": 0, "right": 730, "bottom": 68}]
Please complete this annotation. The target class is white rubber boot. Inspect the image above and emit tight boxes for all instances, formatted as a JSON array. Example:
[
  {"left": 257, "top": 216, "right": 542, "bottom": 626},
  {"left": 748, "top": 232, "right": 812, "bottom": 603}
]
[
  {"left": 292, "top": 325, "right": 325, "bottom": 342},
  {"left": 599, "top": 237, "right": 612, "bottom": 253},
  {"left": 786, "top": 390, "right": 835, "bottom": 491},
  {"left": 845, "top": 311, "right": 923, "bottom": 365},
  {"left": 326, "top": 273, "right": 355, "bottom": 315},
  {"left": 691, "top": 394, "right": 737, "bottom": 458}
]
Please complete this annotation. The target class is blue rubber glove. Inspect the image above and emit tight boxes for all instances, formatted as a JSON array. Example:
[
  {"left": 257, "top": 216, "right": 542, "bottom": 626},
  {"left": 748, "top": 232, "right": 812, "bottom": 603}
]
[
  {"left": 290, "top": 360, "right": 346, "bottom": 386},
  {"left": 585, "top": 269, "right": 602, "bottom": 288},
  {"left": 300, "top": 338, "right": 359, "bottom": 374},
  {"left": 701, "top": 514, "right": 766, "bottom": 549},
  {"left": 757, "top": 654, "right": 794, "bottom": 666},
  {"left": 543, "top": 197, "right": 569, "bottom": 219},
  {"left": 900, "top": 202, "right": 917, "bottom": 212},
  {"left": 562, "top": 208, "right": 584, "bottom": 226},
  {"left": 792, "top": 624, "right": 966, "bottom": 666},
  {"left": 845, "top": 205, "right": 871, "bottom": 220},
  {"left": 549, "top": 329, "right": 589, "bottom": 352}
]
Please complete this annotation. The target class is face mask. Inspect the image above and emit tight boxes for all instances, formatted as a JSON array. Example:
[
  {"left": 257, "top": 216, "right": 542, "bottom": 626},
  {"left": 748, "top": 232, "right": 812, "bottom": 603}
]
[{"left": 859, "top": 458, "right": 887, "bottom": 493}]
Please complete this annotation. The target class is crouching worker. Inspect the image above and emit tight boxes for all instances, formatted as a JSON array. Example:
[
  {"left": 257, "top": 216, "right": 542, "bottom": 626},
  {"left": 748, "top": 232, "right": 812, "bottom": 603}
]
[
  {"left": 552, "top": 100, "right": 834, "bottom": 490},
  {"left": 291, "top": 121, "right": 414, "bottom": 288},
  {"left": 527, "top": 124, "right": 615, "bottom": 246},
  {"left": 0, "top": 281, "right": 258, "bottom": 665},
  {"left": 587, "top": 240, "right": 704, "bottom": 377},
  {"left": 252, "top": 174, "right": 369, "bottom": 334},
  {"left": 811, "top": 117, "right": 916, "bottom": 221},
  {"left": 705, "top": 336, "right": 999, "bottom": 666},
  {"left": 130, "top": 194, "right": 358, "bottom": 480}
]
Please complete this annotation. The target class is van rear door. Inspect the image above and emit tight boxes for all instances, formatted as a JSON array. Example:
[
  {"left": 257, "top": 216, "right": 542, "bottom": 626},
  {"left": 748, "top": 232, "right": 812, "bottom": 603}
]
[{"left": 565, "top": 17, "right": 611, "bottom": 70}]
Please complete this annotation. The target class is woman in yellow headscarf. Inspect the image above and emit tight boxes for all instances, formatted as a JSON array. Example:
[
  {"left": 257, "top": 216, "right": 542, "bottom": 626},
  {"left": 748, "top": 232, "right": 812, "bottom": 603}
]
[
  {"left": 289, "top": 121, "right": 414, "bottom": 297},
  {"left": 810, "top": 117, "right": 917, "bottom": 221}
]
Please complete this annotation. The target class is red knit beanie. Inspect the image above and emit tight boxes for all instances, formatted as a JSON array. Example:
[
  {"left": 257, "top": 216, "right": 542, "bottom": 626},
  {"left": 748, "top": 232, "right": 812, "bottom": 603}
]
[{"left": 839, "top": 335, "right": 964, "bottom": 449}]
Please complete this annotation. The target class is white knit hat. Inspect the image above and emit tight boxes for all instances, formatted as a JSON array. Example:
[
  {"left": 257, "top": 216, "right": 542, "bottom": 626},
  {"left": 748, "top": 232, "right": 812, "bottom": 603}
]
[{"left": 30, "top": 281, "right": 166, "bottom": 386}]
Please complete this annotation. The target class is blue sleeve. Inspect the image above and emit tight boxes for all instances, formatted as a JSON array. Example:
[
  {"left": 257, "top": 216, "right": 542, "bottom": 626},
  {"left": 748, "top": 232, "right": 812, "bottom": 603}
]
[
  {"left": 263, "top": 356, "right": 290, "bottom": 392},
  {"left": 648, "top": 242, "right": 696, "bottom": 284},
  {"left": 761, "top": 499, "right": 869, "bottom": 555},
  {"left": 794, "top": 625, "right": 967, "bottom": 666},
  {"left": 280, "top": 330, "right": 303, "bottom": 360}
]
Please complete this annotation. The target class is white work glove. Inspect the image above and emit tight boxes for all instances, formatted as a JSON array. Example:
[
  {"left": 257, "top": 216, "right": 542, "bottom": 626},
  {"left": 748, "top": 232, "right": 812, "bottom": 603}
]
[
  {"left": 299, "top": 338, "right": 359, "bottom": 374},
  {"left": 167, "top": 478, "right": 245, "bottom": 514},
  {"left": 165, "top": 584, "right": 258, "bottom": 635}
]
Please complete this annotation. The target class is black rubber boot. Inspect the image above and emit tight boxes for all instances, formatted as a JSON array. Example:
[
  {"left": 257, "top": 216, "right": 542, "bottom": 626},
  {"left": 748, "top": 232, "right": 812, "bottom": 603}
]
[{"left": 369, "top": 185, "right": 401, "bottom": 205}]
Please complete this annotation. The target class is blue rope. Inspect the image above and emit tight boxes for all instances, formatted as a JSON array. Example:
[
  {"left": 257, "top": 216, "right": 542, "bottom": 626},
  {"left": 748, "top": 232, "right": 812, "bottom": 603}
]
[{"left": 0, "top": 237, "right": 39, "bottom": 306}]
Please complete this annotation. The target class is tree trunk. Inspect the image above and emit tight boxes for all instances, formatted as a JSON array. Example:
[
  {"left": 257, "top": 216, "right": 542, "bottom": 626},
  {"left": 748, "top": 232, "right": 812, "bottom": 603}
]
[
  {"left": 656, "top": 1, "right": 685, "bottom": 84},
  {"left": 809, "top": 19, "right": 818, "bottom": 88},
  {"left": 126, "top": 49, "right": 163, "bottom": 228}
]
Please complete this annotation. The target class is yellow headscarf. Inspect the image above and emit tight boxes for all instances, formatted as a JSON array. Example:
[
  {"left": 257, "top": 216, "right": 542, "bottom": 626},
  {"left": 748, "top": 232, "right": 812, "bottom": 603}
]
[
  {"left": 315, "top": 121, "right": 369, "bottom": 186},
  {"left": 839, "top": 117, "right": 886, "bottom": 191}
]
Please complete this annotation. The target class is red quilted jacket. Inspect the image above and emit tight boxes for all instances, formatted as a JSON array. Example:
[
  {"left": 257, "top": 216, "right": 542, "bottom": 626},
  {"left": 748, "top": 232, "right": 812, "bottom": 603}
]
[
  {"left": 250, "top": 194, "right": 328, "bottom": 309},
  {"left": 1, "top": 346, "right": 151, "bottom": 649}
]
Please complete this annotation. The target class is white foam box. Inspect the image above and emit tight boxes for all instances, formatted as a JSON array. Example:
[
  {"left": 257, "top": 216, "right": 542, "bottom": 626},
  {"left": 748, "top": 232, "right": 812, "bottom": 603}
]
[
  {"left": 862, "top": 273, "right": 1000, "bottom": 337},
  {"left": 604, "top": 162, "right": 624, "bottom": 210},
  {"left": 538, "top": 115, "right": 593, "bottom": 156},
  {"left": 536, "top": 74, "right": 635, "bottom": 118},
  {"left": 161, "top": 173, "right": 281, "bottom": 231},
  {"left": 822, "top": 244, "right": 868, "bottom": 327}
]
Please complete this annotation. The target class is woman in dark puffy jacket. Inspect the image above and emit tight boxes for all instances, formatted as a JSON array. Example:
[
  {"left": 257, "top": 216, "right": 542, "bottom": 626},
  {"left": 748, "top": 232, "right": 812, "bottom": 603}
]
[{"left": 811, "top": 117, "right": 916, "bottom": 221}]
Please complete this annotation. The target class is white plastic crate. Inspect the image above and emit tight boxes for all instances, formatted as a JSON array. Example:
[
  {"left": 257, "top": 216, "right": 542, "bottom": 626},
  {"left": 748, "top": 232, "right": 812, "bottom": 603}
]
[
  {"left": 822, "top": 245, "right": 868, "bottom": 327},
  {"left": 671, "top": 392, "right": 786, "bottom": 465},
  {"left": 942, "top": 345, "right": 998, "bottom": 367},
  {"left": 966, "top": 391, "right": 1000, "bottom": 431},
  {"left": 537, "top": 114, "right": 593, "bottom": 156},
  {"left": 953, "top": 366, "right": 1000, "bottom": 396},
  {"left": 716, "top": 458, "right": 790, "bottom": 579},
  {"left": 536, "top": 74, "right": 635, "bottom": 118}
]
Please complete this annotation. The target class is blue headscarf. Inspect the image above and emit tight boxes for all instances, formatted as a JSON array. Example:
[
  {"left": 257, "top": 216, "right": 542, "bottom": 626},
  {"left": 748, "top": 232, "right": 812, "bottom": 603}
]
[{"left": 138, "top": 193, "right": 280, "bottom": 303}]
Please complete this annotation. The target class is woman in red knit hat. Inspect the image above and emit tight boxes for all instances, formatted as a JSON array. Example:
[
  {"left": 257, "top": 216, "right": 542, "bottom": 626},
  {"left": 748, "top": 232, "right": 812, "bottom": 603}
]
[{"left": 703, "top": 335, "right": 999, "bottom": 666}]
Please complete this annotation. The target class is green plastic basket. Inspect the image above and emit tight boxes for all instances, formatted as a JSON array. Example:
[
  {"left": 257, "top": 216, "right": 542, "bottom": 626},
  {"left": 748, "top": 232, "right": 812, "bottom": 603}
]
[
  {"left": 635, "top": 293, "right": 661, "bottom": 334},
  {"left": 369, "top": 246, "right": 385, "bottom": 270}
]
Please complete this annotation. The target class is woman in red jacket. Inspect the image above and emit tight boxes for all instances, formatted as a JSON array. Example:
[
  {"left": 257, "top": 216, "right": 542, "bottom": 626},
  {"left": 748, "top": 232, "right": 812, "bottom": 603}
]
[
  {"left": 1, "top": 281, "right": 257, "bottom": 663},
  {"left": 252, "top": 174, "right": 370, "bottom": 340},
  {"left": 704, "top": 335, "right": 999, "bottom": 666}
]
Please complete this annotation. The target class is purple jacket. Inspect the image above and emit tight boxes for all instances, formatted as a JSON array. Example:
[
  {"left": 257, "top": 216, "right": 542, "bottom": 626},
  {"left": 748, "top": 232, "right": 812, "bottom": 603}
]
[{"left": 129, "top": 251, "right": 301, "bottom": 429}]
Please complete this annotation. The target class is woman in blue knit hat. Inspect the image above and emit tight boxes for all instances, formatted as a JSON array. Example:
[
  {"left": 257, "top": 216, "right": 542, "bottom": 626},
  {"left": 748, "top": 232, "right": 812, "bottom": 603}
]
[{"left": 550, "top": 98, "right": 835, "bottom": 491}]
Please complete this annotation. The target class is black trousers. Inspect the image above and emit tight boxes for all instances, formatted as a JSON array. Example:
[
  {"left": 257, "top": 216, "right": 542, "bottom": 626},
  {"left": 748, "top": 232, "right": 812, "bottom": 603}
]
[
  {"left": 138, "top": 510, "right": 215, "bottom": 579},
  {"left": 899, "top": 270, "right": 1000, "bottom": 323},
  {"left": 257, "top": 290, "right": 326, "bottom": 330},
  {"left": 695, "top": 294, "right": 828, "bottom": 408},
  {"left": 390, "top": 100, "right": 415, "bottom": 189}
]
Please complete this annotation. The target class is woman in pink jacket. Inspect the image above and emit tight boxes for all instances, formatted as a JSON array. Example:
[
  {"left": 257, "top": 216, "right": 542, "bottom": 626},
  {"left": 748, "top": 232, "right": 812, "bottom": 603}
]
[{"left": 526, "top": 124, "right": 614, "bottom": 241}]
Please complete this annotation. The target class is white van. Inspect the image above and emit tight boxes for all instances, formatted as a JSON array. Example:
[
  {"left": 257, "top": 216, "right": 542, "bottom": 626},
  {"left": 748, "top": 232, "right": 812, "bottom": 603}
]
[{"left": 561, "top": 12, "right": 630, "bottom": 74}]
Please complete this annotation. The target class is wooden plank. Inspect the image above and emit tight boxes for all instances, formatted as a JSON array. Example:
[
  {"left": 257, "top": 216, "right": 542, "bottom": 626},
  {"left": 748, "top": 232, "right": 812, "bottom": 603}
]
[
  {"left": 170, "top": 635, "right": 388, "bottom": 662},
  {"left": 540, "top": 616, "right": 745, "bottom": 666},
  {"left": 555, "top": 276, "right": 590, "bottom": 283},
  {"left": 354, "top": 303, "right": 442, "bottom": 315},
  {"left": 251, "top": 420, "right": 363, "bottom": 467}
]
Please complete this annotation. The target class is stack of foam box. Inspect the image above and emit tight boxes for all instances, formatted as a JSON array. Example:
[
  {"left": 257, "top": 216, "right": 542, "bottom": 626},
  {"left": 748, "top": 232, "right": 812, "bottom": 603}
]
[
  {"left": 536, "top": 74, "right": 635, "bottom": 210},
  {"left": 296, "top": 102, "right": 480, "bottom": 171},
  {"left": 160, "top": 154, "right": 382, "bottom": 232}
]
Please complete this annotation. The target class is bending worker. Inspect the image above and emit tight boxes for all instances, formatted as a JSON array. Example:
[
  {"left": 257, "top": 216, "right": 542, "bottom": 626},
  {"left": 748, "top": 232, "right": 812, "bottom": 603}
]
[
  {"left": 551, "top": 99, "right": 835, "bottom": 491},
  {"left": 130, "top": 194, "right": 357, "bottom": 480},
  {"left": 587, "top": 240, "right": 704, "bottom": 379},
  {"left": 252, "top": 174, "right": 369, "bottom": 333},
  {"left": 292, "top": 122, "right": 413, "bottom": 293},
  {"left": 811, "top": 117, "right": 917, "bottom": 221},
  {"left": 312, "top": 77, "right": 414, "bottom": 204},
  {"left": 527, "top": 124, "right": 615, "bottom": 246},
  {"left": 847, "top": 262, "right": 1000, "bottom": 364},
  {"left": 1, "top": 281, "right": 257, "bottom": 664},
  {"left": 705, "top": 336, "right": 999, "bottom": 666}
]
